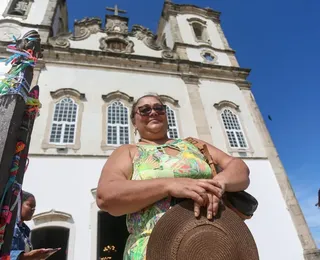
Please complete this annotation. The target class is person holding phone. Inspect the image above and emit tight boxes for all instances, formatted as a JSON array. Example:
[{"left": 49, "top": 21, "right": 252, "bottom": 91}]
[{"left": 10, "top": 191, "right": 60, "bottom": 260}]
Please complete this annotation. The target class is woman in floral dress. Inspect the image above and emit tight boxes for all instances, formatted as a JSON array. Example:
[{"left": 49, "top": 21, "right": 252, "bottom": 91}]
[{"left": 96, "top": 94, "right": 250, "bottom": 260}]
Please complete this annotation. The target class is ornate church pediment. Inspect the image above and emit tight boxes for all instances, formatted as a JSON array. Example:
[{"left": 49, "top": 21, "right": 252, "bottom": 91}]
[{"left": 48, "top": 17, "right": 102, "bottom": 48}]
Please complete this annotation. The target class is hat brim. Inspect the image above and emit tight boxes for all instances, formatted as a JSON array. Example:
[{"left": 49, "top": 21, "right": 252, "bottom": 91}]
[{"left": 147, "top": 200, "right": 259, "bottom": 260}]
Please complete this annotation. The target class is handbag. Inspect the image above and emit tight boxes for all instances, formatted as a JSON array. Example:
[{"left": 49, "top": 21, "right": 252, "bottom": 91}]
[{"left": 185, "top": 137, "right": 258, "bottom": 220}]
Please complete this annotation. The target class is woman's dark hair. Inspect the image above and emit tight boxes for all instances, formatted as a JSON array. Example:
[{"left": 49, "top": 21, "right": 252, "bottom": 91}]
[
  {"left": 130, "top": 94, "right": 164, "bottom": 122},
  {"left": 22, "top": 191, "right": 34, "bottom": 202}
]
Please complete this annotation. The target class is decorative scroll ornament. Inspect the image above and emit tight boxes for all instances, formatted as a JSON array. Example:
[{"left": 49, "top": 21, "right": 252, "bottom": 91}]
[
  {"left": 48, "top": 33, "right": 72, "bottom": 48},
  {"left": 131, "top": 25, "right": 177, "bottom": 60},
  {"left": 73, "top": 17, "right": 102, "bottom": 40},
  {"left": 131, "top": 25, "right": 162, "bottom": 51},
  {"left": 48, "top": 17, "right": 102, "bottom": 48}
]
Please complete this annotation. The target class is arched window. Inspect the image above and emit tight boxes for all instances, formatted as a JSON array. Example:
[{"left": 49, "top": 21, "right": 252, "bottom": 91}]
[
  {"left": 221, "top": 109, "right": 247, "bottom": 148},
  {"left": 192, "top": 23, "right": 204, "bottom": 41},
  {"left": 187, "top": 18, "right": 210, "bottom": 43},
  {"left": 49, "top": 98, "right": 78, "bottom": 145},
  {"left": 166, "top": 106, "right": 179, "bottom": 139},
  {"left": 107, "top": 101, "right": 130, "bottom": 145}
]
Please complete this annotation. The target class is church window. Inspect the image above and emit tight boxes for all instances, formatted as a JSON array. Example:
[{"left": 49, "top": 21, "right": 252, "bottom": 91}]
[
  {"left": 166, "top": 105, "right": 179, "bottom": 139},
  {"left": 49, "top": 98, "right": 78, "bottom": 145},
  {"left": 187, "top": 18, "right": 210, "bottom": 43},
  {"left": 204, "top": 53, "right": 214, "bottom": 62},
  {"left": 42, "top": 89, "right": 85, "bottom": 151},
  {"left": 107, "top": 101, "right": 130, "bottom": 145},
  {"left": 192, "top": 23, "right": 204, "bottom": 41},
  {"left": 221, "top": 109, "right": 247, "bottom": 148},
  {"left": 200, "top": 50, "right": 217, "bottom": 64},
  {"left": 3, "top": 0, "right": 33, "bottom": 18}
]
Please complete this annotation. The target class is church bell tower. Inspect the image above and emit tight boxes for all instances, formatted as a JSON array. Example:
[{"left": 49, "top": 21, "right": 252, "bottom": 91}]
[{"left": 0, "top": 0, "right": 69, "bottom": 43}]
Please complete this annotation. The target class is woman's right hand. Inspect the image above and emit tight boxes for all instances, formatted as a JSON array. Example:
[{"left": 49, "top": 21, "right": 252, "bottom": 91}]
[
  {"left": 167, "top": 178, "right": 223, "bottom": 208},
  {"left": 20, "top": 249, "right": 53, "bottom": 260}
]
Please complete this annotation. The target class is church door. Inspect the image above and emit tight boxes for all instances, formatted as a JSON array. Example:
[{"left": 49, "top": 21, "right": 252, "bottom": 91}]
[
  {"left": 97, "top": 211, "right": 129, "bottom": 260},
  {"left": 31, "top": 226, "right": 69, "bottom": 260}
]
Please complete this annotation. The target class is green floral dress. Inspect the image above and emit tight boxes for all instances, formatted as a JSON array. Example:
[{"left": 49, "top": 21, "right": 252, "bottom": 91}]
[{"left": 123, "top": 139, "right": 212, "bottom": 260}]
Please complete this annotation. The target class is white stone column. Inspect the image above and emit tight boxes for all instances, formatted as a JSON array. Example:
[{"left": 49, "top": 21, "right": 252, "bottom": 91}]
[{"left": 182, "top": 75, "right": 212, "bottom": 143}]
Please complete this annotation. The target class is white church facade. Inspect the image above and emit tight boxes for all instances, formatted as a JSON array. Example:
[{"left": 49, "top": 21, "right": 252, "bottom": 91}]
[{"left": 0, "top": 0, "right": 319, "bottom": 259}]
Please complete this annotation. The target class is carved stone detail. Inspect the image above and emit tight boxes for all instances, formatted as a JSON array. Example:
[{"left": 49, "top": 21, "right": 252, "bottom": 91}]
[
  {"left": 214, "top": 100, "right": 240, "bottom": 111},
  {"left": 131, "top": 24, "right": 178, "bottom": 59},
  {"left": 99, "top": 35, "right": 134, "bottom": 53},
  {"left": 131, "top": 25, "right": 163, "bottom": 51},
  {"left": 48, "top": 33, "right": 72, "bottom": 48},
  {"left": 161, "top": 50, "right": 177, "bottom": 60},
  {"left": 102, "top": 91, "right": 134, "bottom": 103},
  {"left": 73, "top": 17, "right": 102, "bottom": 40},
  {"left": 106, "top": 18, "right": 128, "bottom": 35}
]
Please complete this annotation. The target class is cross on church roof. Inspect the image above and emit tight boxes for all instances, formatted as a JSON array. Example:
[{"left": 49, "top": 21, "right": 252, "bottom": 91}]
[{"left": 106, "top": 4, "right": 127, "bottom": 16}]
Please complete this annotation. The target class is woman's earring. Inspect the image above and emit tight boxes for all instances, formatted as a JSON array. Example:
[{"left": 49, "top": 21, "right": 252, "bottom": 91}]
[{"left": 134, "top": 128, "right": 138, "bottom": 135}]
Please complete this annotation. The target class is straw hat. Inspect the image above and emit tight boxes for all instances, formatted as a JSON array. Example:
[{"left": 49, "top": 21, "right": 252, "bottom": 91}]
[{"left": 146, "top": 200, "right": 259, "bottom": 260}]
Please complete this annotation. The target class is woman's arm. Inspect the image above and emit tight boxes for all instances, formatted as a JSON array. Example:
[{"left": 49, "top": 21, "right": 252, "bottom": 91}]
[
  {"left": 194, "top": 138, "right": 250, "bottom": 192},
  {"left": 96, "top": 145, "right": 223, "bottom": 216}
]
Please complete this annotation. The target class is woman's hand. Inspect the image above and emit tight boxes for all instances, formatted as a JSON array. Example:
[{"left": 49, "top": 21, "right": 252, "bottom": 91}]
[
  {"left": 167, "top": 178, "right": 223, "bottom": 208},
  {"left": 19, "top": 249, "right": 54, "bottom": 260},
  {"left": 194, "top": 177, "right": 226, "bottom": 219}
]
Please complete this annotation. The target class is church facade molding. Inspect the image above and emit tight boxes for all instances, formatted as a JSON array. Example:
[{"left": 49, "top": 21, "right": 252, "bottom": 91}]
[
  {"left": 32, "top": 209, "right": 73, "bottom": 225},
  {"left": 163, "top": 2, "right": 221, "bottom": 22},
  {"left": 101, "top": 91, "right": 134, "bottom": 103},
  {"left": 159, "top": 95, "right": 179, "bottom": 106},
  {"left": 25, "top": 45, "right": 250, "bottom": 87},
  {"left": 213, "top": 100, "right": 240, "bottom": 111},
  {"left": 50, "top": 88, "right": 86, "bottom": 101},
  {"left": 173, "top": 42, "right": 235, "bottom": 54}
]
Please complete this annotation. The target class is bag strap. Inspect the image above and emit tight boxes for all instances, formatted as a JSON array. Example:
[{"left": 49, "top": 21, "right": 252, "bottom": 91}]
[{"left": 185, "top": 137, "right": 217, "bottom": 177}]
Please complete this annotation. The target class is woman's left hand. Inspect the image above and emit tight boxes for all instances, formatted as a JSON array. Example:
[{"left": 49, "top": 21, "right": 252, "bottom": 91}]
[{"left": 194, "top": 177, "right": 226, "bottom": 219}]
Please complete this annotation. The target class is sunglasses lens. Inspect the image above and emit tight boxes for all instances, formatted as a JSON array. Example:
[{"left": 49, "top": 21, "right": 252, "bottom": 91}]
[
  {"left": 154, "top": 105, "right": 166, "bottom": 114},
  {"left": 139, "top": 106, "right": 152, "bottom": 116},
  {"left": 138, "top": 104, "right": 166, "bottom": 116}
]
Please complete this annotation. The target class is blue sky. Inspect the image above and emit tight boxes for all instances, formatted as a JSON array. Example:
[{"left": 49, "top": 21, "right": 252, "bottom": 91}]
[{"left": 66, "top": 0, "right": 320, "bottom": 246}]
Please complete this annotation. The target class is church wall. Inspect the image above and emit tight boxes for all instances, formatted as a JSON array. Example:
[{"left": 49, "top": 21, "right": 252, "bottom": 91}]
[
  {"left": 199, "top": 79, "right": 267, "bottom": 158},
  {"left": 244, "top": 159, "right": 304, "bottom": 260},
  {"left": 29, "top": 64, "right": 199, "bottom": 155},
  {"left": 23, "top": 156, "right": 105, "bottom": 260},
  {"left": 176, "top": 14, "right": 225, "bottom": 49},
  {"left": 0, "top": 0, "right": 51, "bottom": 24}
]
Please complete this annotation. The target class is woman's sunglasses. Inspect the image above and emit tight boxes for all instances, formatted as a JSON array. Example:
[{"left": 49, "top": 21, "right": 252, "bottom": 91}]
[{"left": 137, "top": 104, "right": 167, "bottom": 117}]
